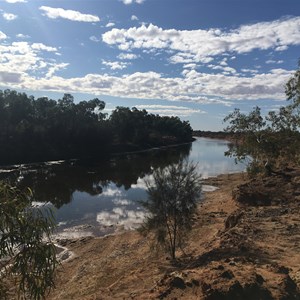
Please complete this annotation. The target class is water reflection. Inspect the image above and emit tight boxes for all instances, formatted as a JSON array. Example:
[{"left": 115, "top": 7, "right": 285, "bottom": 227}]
[
  {"left": 0, "top": 138, "right": 244, "bottom": 237},
  {"left": 189, "top": 138, "right": 243, "bottom": 178},
  {"left": 96, "top": 207, "right": 146, "bottom": 230},
  {"left": 0, "top": 143, "right": 191, "bottom": 209}
]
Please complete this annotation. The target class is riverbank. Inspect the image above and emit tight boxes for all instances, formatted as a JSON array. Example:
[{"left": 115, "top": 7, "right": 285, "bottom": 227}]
[
  {"left": 193, "top": 130, "right": 236, "bottom": 141},
  {"left": 46, "top": 171, "right": 300, "bottom": 299}
]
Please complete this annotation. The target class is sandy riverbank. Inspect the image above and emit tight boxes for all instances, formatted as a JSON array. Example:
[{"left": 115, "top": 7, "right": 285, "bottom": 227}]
[{"left": 46, "top": 172, "right": 300, "bottom": 299}]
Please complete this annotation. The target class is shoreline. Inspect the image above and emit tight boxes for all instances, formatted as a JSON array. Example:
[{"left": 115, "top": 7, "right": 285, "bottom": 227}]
[
  {"left": 51, "top": 171, "right": 242, "bottom": 242},
  {"left": 47, "top": 171, "right": 300, "bottom": 299},
  {"left": 0, "top": 140, "right": 194, "bottom": 169},
  {"left": 47, "top": 172, "right": 243, "bottom": 299}
]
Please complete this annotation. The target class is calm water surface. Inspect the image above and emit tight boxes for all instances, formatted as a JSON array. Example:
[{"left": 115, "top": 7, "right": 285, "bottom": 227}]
[{"left": 0, "top": 137, "right": 244, "bottom": 238}]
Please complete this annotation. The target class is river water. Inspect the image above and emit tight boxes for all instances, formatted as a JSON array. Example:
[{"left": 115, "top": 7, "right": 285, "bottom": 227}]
[{"left": 0, "top": 137, "right": 244, "bottom": 238}]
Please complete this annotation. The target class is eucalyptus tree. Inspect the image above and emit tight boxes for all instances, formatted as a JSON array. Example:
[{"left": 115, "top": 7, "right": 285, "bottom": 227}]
[
  {"left": 0, "top": 182, "right": 57, "bottom": 299},
  {"left": 286, "top": 61, "right": 300, "bottom": 106},
  {"left": 224, "top": 62, "right": 300, "bottom": 175}
]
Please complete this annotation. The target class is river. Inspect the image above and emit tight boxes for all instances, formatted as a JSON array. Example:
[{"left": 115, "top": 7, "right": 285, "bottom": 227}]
[{"left": 0, "top": 137, "right": 244, "bottom": 238}]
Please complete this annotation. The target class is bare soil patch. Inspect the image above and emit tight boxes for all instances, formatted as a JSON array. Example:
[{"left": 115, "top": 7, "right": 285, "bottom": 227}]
[{"left": 46, "top": 172, "right": 300, "bottom": 299}]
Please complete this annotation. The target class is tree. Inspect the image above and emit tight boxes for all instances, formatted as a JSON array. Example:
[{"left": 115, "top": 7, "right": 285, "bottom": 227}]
[
  {"left": 0, "top": 90, "right": 192, "bottom": 165},
  {"left": 140, "top": 161, "right": 202, "bottom": 260},
  {"left": 0, "top": 182, "right": 57, "bottom": 299},
  {"left": 286, "top": 60, "right": 300, "bottom": 106},
  {"left": 223, "top": 62, "right": 300, "bottom": 176},
  {"left": 223, "top": 106, "right": 271, "bottom": 175}
]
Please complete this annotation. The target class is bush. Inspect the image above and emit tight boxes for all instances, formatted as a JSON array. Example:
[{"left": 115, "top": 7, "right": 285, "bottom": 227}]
[
  {"left": 0, "top": 182, "right": 57, "bottom": 299},
  {"left": 140, "top": 160, "right": 202, "bottom": 260}
]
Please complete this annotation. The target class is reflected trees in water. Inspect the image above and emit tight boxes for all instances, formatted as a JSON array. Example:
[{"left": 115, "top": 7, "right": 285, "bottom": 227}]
[{"left": 0, "top": 143, "right": 192, "bottom": 208}]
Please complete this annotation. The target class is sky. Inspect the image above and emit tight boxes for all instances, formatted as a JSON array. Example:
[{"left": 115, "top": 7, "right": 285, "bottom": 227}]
[{"left": 0, "top": 0, "right": 300, "bottom": 130}]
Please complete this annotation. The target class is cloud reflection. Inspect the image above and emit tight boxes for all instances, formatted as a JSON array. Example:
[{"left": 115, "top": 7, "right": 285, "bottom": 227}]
[
  {"left": 101, "top": 187, "right": 123, "bottom": 197},
  {"left": 96, "top": 207, "right": 147, "bottom": 230},
  {"left": 112, "top": 198, "right": 131, "bottom": 205},
  {"left": 130, "top": 175, "right": 153, "bottom": 189}
]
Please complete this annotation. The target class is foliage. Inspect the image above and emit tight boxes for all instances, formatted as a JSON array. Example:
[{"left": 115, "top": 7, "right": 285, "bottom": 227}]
[
  {"left": 0, "top": 182, "right": 57, "bottom": 299},
  {"left": 140, "top": 160, "right": 202, "bottom": 260},
  {"left": 0, "top": 90, "right": 193, "bottom": 165},
  {"left": 0, "top": 90, "right": 109, "bottom": 164},
  {"left": 285, "top": 61, "right": 300, "bottom": 106},
  {"left": 223, "top": 63, "right": 300, "bottom": 175},
  {"left": 109, "top": 106, "right": 193, "bottom": 145}
]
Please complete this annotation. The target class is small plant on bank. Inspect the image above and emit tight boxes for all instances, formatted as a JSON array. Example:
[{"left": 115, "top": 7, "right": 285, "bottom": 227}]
[{"left": 139, "top": 160, "right": 202, "bottom": 260}]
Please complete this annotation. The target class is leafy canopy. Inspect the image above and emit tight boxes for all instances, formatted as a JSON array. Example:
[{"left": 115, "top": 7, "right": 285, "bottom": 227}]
[
  {"left": 0, "top": 90, "right": 193, "bottom": 165},
  {"left": 0, "top": 182, "right": 57, "bottom": 299},
  {"left": 223, "top": 62, "right": 300, "bottom": 175}
]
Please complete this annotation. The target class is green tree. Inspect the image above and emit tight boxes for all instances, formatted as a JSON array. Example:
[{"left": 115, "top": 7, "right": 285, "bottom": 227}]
[
  {"left": 140, "top": 161, "right": 202, "bottom": 260},
  {"left": 224, "top": 62, "right": 300, "bottom": 175},
  {"left": 109, "top": 106, "right": 135, "bottom": 143},
  {"left": 286, "top": 61, "right": 300, "bottom": 106},
  {"left": 0, "top": 89, "right": 192, "bottom": 165},
  {"left": 0, "top": 182, "right": 57, "bottom": 299}
]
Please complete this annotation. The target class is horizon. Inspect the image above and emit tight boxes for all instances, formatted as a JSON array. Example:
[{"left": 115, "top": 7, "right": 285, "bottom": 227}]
[{"left": 0, "top": 0, "right": 300, "bottom": 131}]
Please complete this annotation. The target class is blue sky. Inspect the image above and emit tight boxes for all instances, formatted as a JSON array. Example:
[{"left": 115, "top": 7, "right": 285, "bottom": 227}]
[{"left": 0, "top": 0, "right": 300, "bottom": 130}]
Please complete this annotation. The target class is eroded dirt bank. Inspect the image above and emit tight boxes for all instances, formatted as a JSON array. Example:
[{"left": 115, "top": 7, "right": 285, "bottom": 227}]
[{"left": 48, "top": 172, "right": 300, "bottom": 300}]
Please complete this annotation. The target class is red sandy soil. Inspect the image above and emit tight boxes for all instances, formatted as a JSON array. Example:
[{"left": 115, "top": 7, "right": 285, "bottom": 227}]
[{"left": 44, "top": 172, "right": 300, "bottom": 300}]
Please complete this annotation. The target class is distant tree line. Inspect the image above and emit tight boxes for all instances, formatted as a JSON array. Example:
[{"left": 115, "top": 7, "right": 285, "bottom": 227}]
[
  {"left": 0, "top": 143, "right": 192, "bottom": 209},
  {"left": 193, "top": 130, "right": 238, "bottom": 141},
  {"left": 0, "top": 90, "right": 193, "bottom": 165}
]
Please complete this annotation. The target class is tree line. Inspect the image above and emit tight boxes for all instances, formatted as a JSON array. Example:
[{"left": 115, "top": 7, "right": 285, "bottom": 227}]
[
  {"left": 0, "top": 90, "right": 193, "bottom": 165},
  {"left": 223, "top": 62, "right": 300, "bottom": 176}
]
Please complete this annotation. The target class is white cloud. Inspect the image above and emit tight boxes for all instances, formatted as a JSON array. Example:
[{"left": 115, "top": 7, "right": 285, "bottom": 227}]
[
  {"left": 89, "top": 36, "right": 101, "bottom": 43},
  {"left": 45, "top": 62, "right": 69, "bottom": 78},
  {"left": 131, "top": 15, "right": 138, "bottom": 21},
  {"left": 241, "top": 68, "right": 259, "bottom": 74},
  {"left": 117, "top": 53, "right": 138, "bottom": 60},
  {"left": 39, "top": 6, "right": 100, "bottom": 22},
  {"left": 5, "top": 0, "right": 26, "bottom": 2},
  {"left": 275, "top": 45, "right": 288, "bottom": 51},
  {"left": 106, "top": 22, "right": 115, "bottom": 28},
  {"left": 102, "top": 60, "right": 130, "bottom": 70},
  {"left": 16, "top": 33, "right": 30, "bottom": 39},
  {"left": 266, "top": 59, "right": 284, "bottom": 64},
  {"left": 0, "top": 38, "right": 293, "bottom": 105},
  {"left": 31, "top": 43, "right": 57, "bottom": 52},
  {"left": 0, "top": 41, "right": 63, "bottom": 84},
  {"left": 122, "top": 0, "right": 145, "bottom": 5},
  {"left": 0, "top": 31, "right": 7, "bottom": 40},
  {"left": 183, "top": 63, "right": 197, "bottom": 69},
  {"left": 3, "top": 12, "right": 17, "bottom": 21},
  {"left": 4, "top": 67, "right": 290, "bottom": 106},
  {"left": 219, "top": 58, "right": 228, "bottom": 66},
  {"left": 103, "top": 17, "right": 300, "bottom": 64},
  {"left": 207, "top": 64, "right": 237, "bottom": 75},
  {"left": 133, "top": 104, "right": 205, "bottom": 117}
]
